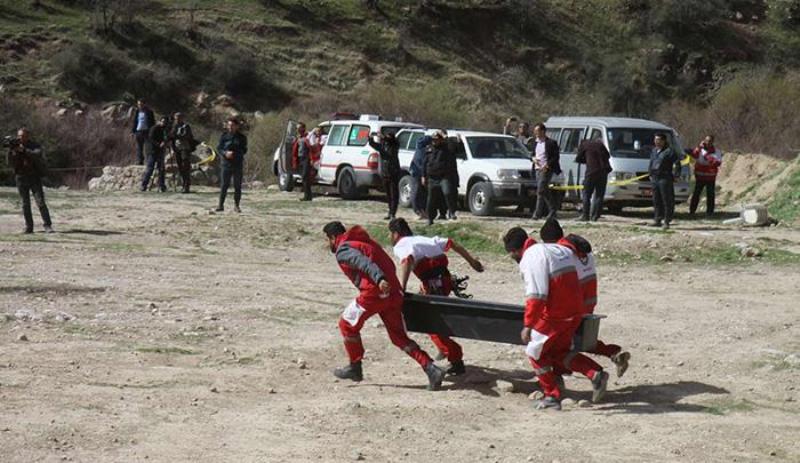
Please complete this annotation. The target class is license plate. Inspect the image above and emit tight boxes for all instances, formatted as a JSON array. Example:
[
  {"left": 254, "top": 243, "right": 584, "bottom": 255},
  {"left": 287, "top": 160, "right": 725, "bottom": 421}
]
[{"left": 641, "top": 188, "right": 653, "bottom": 197}]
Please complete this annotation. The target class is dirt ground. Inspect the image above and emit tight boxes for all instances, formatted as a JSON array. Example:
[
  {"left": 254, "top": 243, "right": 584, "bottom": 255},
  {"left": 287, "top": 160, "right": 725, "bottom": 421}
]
[{"left": 1, "top": 186, "right": 799, "bottom": 463}]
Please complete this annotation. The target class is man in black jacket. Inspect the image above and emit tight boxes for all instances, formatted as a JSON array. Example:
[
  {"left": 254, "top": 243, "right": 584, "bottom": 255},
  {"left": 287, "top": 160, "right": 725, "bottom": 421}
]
[
  {"left": 576, "top": 137, "right": 612, "bottom": 221},
  {"left": 421, "top": 130, "right": 457, "bottom": 225},
  {"left": 140, "top": 116, "right": 169, "bottom": 192},
  {"left": 131, "top": 99, "right": 155, "bottom": 166},
  {"left": 6, "top": 128, "right": 53, "bottom": 233},
  {"left": 531, "top": 123, "right": 562, "bottom": 220},
  {"left": 649, "top": 133, "right": 682, "bottom": 230},
  {"left": 368, "top": 131, "right": 401, "bottom": 220},
  {"left": 170, "top": 112, "right": 197, "bottom": 194},
  {"left": 216, "top": 117, "right": 248, "bottom": 213}
]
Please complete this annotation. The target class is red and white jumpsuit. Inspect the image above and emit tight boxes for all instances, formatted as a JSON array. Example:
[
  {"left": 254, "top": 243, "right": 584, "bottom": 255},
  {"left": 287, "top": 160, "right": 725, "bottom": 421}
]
[
  {"left": 333, "top": 226, "right": 434, "bottom": 369},
  {"left": 518, "top": 239, "right": 603, "bottom": 400},
  {"left": 393, "top": 235, "right": 463, "bottom": 363},
  {"left": 558, "top": 236, "right": 621, "bottom": 359}
]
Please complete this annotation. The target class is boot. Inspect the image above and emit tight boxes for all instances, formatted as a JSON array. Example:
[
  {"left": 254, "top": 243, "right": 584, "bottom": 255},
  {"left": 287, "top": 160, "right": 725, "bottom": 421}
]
[
  {"left": 333, "top": 362, "right": 363, "bottom": 382},
  {"left": 611, "top": 351, "right": 631, "bottom": 378},
  {"left": 591, "top": 370, "right": 609, "bottom": 403},
  {"left": 424, "top": 363, "right": 445, "bottom": 391},
  {"left": 446, "top": 360, "right": 466, "bottom": 376},
  {"left": 533, "top": 396, "right": 562, "bottom": 411}
]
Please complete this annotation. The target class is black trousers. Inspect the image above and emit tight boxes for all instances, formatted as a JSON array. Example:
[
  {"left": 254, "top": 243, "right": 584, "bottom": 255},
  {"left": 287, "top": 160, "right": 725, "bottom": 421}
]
[
  {"left": 175, "top": 149, "right": 192, "bottom": 192},
  {"left": 141, "top": 149, "right": 166, "bottom": 191},
  {"left": 134, "top": 131, "right": 148, "bottom": 165},
  {"left": 219, "top": 162, "right": 243, "bottom": 208},
  {"left": 582, "top": 173, "right": 608, "bottom": 221},
  {"left": 690, "top": 179, "right": 715, "bottom": 215},
  {"left": 652, "top": 177, "right": 675, "bottom": 224},
  {"left": 426, "top": 176, "right": 456, "bottom": 222},
  {"left": 533, "top": 169, "right": 556, "bottom": 220},
  {"left": 383, "top": 174, "right": 400, "bottom": 217},
  {"left": 299, "top": 156, "right": 313, "bottom": 200},
  {"left": 16, "top": 175, "right": 51, "bottom": 232}
]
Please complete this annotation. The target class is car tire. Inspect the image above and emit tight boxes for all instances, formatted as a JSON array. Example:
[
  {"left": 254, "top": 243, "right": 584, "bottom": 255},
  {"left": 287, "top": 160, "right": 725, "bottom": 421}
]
[
  {"left": 398, "top": 175, "right": 413, "bottom": 208},
  {"left": 468, "top": 182, "right": 495, "bottom": 216},
  {"left": 278, "top": 172, "right": 294, "bottom": 192},
  {"left": 337, "top": 166, "right": 360, "bottom": 200}
]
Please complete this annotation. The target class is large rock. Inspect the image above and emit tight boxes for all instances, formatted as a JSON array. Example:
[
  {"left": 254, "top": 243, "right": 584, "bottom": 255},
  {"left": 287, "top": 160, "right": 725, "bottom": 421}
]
[{"left": 88, "top": 165, "right": 147, "bottom": 191}]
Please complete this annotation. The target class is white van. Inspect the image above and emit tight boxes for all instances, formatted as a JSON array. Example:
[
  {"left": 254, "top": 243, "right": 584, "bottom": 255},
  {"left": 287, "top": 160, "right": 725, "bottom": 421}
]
[
  {"left": 544, "top": 117, "right": 690, "bottom": 211},
  {"left": 395, "top": 129, "right": 538, "bottom": 216},
  {"left": 273, "top": 116, "right": 423, "bottom": 199}
]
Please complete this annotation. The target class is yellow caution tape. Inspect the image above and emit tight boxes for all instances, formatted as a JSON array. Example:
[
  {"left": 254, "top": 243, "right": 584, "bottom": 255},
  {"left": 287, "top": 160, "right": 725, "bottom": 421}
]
[
  {"left": 549, "top": 155, "right": 694, "bottom": 191},
  {"left": 197, "top": 142, "right": 217, "bottom": 166}
]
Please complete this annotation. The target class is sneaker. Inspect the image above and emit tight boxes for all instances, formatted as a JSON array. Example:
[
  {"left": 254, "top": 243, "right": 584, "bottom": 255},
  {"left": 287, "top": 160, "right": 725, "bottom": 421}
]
[
  {"left": 23, "top": 228, "right": 33, "bottom": 234},
  {"left": 446, "top": 360, "right": 466, "bottom": 376},
  {"left": 649, "top": 221, "right": 662, "bottom": 227},
  {"left": 424, "top": 363, "right": 445, "bottom": 391},
  {"left": 214, "top": 207, "right": 224, "bottom": 212},
  {"left": 611, "top": 351, "right": 631, "bottom": 378},
  {"left": 591, "top": 371, "right": 609, "bottom": 403},
  {"left": 662, "top": 222, "right": 670, "bottom": 231},
  {"left": 234, "top": 206, "right": 241, "bottom": 213},
  {"left": 533, "top": 396, "right": 562, "bottom": 411},
  {"left": 333, "top": 362, "right": 363, "bottom": 382},
  {"left": 43, "top": 225, "right": 54, "bottom": 233},
  {"left": 384, "top": 214, "right": 394, "bottom": 220},
  {"left": 159, "top": 187, "right": 167, "bottom": 193}
]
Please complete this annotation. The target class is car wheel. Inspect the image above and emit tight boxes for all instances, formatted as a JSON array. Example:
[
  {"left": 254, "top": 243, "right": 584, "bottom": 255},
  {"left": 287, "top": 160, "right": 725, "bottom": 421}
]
[
  {"left": 337, "top": 166, "right": 360, "bottom": 200},
  {"left": 398, "top": 175, "right": 413, "bottom": 208},
  {"left": 278, "top": 172, "right": 294, "bottom": 192},
  {"left": 468, "top": 182, "right": 495, "bottom": 216}
]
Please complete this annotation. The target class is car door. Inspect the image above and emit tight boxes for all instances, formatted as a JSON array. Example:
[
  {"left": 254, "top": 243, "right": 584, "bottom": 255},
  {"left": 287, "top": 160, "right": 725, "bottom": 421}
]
[
  {"left": 319, "top": 123, "right": 349, "bottom": 183},
  {"left": 279, "top": 119, "right": 298, "bottom": 177},
  {"left": 558, "top": 127, "right": 586, "bottom": 201}
]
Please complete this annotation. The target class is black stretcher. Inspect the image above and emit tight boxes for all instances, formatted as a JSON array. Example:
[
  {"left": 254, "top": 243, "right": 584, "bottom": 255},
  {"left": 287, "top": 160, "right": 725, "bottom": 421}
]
[{"left": 402, "top": 293, "right": 604, "bottom": 350}]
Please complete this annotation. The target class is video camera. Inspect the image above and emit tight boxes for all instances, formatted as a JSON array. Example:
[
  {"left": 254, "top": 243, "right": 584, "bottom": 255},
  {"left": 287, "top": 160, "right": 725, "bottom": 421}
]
[{"left": 2, "top": 135, "right": 20, "bottom": 149}]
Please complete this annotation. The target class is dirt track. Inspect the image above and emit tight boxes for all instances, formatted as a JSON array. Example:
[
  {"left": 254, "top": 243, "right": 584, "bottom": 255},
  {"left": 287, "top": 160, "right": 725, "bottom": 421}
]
[{"left": 1, "top": 186, "right": 799, "bottom": 462}]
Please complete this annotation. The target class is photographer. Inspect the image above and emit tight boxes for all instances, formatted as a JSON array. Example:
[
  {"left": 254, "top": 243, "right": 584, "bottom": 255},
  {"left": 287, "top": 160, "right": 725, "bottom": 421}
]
[{"left": 5, "top": 128, "right": 53, "bottom": 233}]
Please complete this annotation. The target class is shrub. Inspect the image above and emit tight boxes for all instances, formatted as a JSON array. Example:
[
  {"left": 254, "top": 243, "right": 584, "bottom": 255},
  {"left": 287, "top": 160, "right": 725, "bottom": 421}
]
[{"left": 53, "top": 42, "right": 130, "bottom": 102}]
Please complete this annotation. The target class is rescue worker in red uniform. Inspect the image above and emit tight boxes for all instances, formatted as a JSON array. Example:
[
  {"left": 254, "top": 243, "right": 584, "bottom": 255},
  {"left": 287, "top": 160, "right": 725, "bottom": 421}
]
[
  {"left": 539, "top": 219, "right": 631, "bottom": 378},
  {"left": 503, "top": 226, "right": 609, "bottom": 410},
  {"left": 323, "top": 221, "right": 445, "bottom": 390},
  {"left": 388, "top": 218, "right": 485, "bottom": 375}
]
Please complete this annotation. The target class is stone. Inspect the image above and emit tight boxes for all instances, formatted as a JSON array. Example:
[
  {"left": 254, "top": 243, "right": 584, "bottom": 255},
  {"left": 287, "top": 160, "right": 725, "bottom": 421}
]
[
  {"left": 741, "top": 247, "right": 762, "bottom": 258},
  {"left": 560, "top": 398, "right": 576, "bottom": 408},
  {"left": 659, "top": 255, "right": 674, "bottom": 262},
  {"left": 210, "top": 387, "right": 218, "bottom": 393},
  {"left": 577, "top": 399, "right": 592, "bottom": 408},
  {"left": 495, "top": 380, "right": 515, "bottom": 393},
  {"left": 528, "top": 391, "right": 544, "bottom": 401},
  {"left": 17, "top": 334, "right": 28, "bottom": 342}
]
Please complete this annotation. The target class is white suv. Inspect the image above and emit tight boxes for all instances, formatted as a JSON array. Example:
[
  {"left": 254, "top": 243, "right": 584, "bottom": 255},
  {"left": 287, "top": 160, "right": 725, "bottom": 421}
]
[
  {"left": 272, "top": 116, "right": 423, "bottom": 199},
  {"left": 395, "top": 129, "right": 539, "bottom": 216}
]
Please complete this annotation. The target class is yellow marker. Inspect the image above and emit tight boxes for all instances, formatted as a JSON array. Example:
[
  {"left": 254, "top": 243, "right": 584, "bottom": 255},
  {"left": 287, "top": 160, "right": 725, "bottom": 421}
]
[{"left": 550, "top": 155, "right": 693, "bottom": 191}]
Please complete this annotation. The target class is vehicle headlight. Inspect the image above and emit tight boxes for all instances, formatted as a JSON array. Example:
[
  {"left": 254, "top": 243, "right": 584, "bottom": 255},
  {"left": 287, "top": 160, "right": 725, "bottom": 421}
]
[
  {"left": 497, "top": 169, "right": 521, "bottom": 180},
  {"left": 613, "top": 172, "right": 633, "bottom": 181}
]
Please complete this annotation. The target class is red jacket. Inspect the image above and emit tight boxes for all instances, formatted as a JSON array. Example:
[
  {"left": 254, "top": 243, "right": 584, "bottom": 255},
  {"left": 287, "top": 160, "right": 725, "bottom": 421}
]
[
  {"left": 691, "top": 145, "right": 722, "bottom": 181},
  {"left": 334, "top": 226, "right": 401, "bottom": 301},
  {"left": 558, "top": 235, "right": 597, "bottom": 316},
  {"left": 518, "top": 240, "right": 582, "bottom": 329}
]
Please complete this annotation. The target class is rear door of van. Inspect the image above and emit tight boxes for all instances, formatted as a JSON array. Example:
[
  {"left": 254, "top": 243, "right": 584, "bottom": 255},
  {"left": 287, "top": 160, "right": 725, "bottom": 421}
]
[
  {"left": 557, "top": 125, "right": 586, "bottom": 202},
  {"left": 319, "top": 122, "right": 350, "bottom": 184}
]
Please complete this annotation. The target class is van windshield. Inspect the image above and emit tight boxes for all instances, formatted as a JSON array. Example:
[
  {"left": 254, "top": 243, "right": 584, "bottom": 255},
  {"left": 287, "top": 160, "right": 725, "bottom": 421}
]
[
  {"left": 607, "top": 129, "right": 676, "bottom": 159},
  {"left": 467, "top": 136, "right": 530, "bottom": 159}
]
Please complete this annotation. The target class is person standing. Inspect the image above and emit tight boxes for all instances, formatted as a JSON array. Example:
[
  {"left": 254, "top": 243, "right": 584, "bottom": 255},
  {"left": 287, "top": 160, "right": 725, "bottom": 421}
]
[
  {"left": 140, "top": 116, "right": 169, "bottom": 193},
  {"left": 6, "top": 128, "right": 53, "bottom": 234},
  {"left": 170, "top": 112, "right": 197, "bottom": 194},
  {"left": 689, "top": 135, "right": 722, "bottom": 217},
  {"left": 531, "top": 123, "right": 562, "bottom": 220},
  {"left": 503, "top": 226, "right": 609, "bottom": 410},
  {"left": 131, "top": 99, "right": 155, "bottom": 166},
  {"left": 389, "top": 218, "right": 485, "bottom": 375},
  {"left": 216, "top": 117, "right": 248, "bottom": 213},
  {"left": 409, "top": 134, "right": 430, "bottom": 220},
  {"left": 293, "top": 123, "right": 313, "bottom": 202},
  {"left": 503, "top": 117, "right": 533, "bottom": 151},
  {"left": 368, "top": 132, "right": 401, "bottom": 220},
  {"left": 322, "top": 221, "right": 445, "bottom": 390},
  {"left": 648, "top": 133, "right": 682, "bottom": 230},
  {"left": 421, "top": 130, "right": 458, "bottom": 225},
  {"left": 575, "top": 137, "right": 612, "bottom": 221}
]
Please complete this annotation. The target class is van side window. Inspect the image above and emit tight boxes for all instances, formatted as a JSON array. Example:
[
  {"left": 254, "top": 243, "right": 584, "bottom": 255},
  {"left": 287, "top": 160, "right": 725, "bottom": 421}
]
[
  {"left": 408, "top": 132, "right": 423, "bottom": 149},
  {"left": 327, "top": 125, "right": 348, "bottom": 146},
  {"left": 546, "top": 128, "right": 562, "bottom": 142},
  {"left": 560, "top": 128, "right": 585, "bottom": 153},
  {"left": 397, "top": 132, "right": 411, "bottom": 150},
  {"left": 348, "top": 125, "right": 371, "bottom": 146},
  {"left": 590, "top": 129, "right": 603, "bottom": 141}
]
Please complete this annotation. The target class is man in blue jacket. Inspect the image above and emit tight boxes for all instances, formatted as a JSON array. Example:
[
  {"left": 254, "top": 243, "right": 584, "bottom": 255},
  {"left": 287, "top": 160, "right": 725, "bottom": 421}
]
[
  {"left": 216, "top": 117, "right": 248, "bottom": 213},
  {"left": 409, "top": 134, "right": 429, "bottom": 219},
  {"left": 130, "top": 99, "right": 155, "bottom": 166},
  {"left": 649, "top": 133, "right": 683, "bottom": 230}
]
